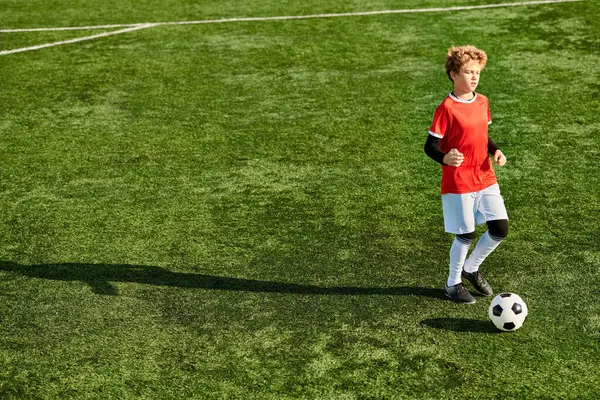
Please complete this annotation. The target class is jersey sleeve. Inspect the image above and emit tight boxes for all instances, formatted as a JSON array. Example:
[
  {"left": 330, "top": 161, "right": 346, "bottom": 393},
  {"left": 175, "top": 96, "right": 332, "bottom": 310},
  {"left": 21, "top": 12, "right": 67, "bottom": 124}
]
[
  {"left": 429, "top": 103, "right": 449, "bottom": 138},
  {"left": 487, "top": 100, "right": 492, "bottom": 125}
]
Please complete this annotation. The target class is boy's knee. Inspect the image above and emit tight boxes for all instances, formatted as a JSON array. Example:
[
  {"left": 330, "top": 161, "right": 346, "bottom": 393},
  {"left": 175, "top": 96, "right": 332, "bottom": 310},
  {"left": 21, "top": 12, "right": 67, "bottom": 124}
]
[
  {"left": 487, "top": 219, "right": 508, "bottom": 241},
  {"left": 456, "top": 231, "right": 476, "bottom": 244}
]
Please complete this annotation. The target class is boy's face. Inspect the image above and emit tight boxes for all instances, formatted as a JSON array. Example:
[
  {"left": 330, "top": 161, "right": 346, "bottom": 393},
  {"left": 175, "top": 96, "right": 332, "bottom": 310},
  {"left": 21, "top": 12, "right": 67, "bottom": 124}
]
[{"left": 450, "top": 60, "right": 482, "bottom": 93}]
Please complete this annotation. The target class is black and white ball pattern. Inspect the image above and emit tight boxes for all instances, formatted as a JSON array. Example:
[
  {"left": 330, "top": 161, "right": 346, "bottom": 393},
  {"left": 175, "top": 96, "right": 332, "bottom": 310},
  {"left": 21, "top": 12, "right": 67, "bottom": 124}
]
[{"left": 488, "top": 292, "right": 528, "bottom": 331}]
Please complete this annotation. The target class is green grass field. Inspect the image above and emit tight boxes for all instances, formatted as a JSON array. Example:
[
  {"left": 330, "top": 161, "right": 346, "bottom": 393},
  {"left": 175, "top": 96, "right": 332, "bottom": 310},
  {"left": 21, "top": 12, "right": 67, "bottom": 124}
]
[{"left": 1, "top": 0, "right": 599, "bottom": 398}]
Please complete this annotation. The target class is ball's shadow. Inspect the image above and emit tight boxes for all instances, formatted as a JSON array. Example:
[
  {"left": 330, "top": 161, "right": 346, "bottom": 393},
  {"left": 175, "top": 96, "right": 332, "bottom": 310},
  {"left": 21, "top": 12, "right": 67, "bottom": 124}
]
[{"left": 421, "top": 318, "right": 500, "bottom": 333}]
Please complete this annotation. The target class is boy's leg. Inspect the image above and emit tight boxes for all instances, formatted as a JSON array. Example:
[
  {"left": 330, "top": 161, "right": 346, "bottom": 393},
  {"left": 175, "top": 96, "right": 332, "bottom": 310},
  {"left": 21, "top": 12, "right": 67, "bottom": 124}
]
[
  {"left": 462, "top": 219, "right": 508, "bottom": 273},
  {"left": 463, "top": 184, "right": 509, "bottom": 273},
  {"left": 442, "top": 193, "right": 476, "bottom": 287},
  {"left": 448, "top": 232, "right": 475, "bottom": 286},
  {"left": 445, "top": 232, "right": 477, "bottom": 304}
]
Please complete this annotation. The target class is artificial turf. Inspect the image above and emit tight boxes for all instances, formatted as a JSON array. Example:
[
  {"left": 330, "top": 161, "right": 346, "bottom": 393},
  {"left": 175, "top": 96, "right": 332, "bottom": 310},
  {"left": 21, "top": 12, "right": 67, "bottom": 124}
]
[{"left": 1, "top": 0, "right": 599, "bottom": 398}]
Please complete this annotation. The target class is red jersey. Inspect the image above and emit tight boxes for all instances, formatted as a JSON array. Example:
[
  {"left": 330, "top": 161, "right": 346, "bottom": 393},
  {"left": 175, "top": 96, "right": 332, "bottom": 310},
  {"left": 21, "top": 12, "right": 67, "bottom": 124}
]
[{"left": 429, "top": 93, "right": 496, "bottom": 194}]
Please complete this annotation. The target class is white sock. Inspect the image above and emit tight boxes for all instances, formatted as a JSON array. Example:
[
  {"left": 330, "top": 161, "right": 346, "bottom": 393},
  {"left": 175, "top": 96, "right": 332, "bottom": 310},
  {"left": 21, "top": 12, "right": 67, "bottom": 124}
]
[
  {"left": 447, "top": 237, "right": 472, "bottom": 287},
  {"left": 463, "top": 231, "right": 503, "bottom": 273}
]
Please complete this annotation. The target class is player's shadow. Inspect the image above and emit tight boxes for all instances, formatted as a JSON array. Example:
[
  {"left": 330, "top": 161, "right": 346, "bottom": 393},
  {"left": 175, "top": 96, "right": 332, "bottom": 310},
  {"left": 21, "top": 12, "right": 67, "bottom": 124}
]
[
  {"left": 0, "top": 260, "right": 445, "bottom": 299},
  {"left": 421, "top": 318, "right": 499, "bottom": 333}
]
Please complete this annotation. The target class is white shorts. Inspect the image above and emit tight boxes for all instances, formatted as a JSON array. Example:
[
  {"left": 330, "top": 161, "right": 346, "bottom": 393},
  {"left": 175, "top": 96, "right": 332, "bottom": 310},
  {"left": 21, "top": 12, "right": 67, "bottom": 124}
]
[{"left": 442, "top": 184, "right": 508, "bottom": 234}]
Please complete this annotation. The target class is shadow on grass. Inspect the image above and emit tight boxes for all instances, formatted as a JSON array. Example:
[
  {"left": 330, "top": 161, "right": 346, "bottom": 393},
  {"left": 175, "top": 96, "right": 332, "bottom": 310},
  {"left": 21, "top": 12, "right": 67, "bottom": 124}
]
[
  {"left": 421, "top": 318, "right": 499, "bottom": 333},
  {"left": 0, "top": 260, "right": 445, "bottom": 299}
]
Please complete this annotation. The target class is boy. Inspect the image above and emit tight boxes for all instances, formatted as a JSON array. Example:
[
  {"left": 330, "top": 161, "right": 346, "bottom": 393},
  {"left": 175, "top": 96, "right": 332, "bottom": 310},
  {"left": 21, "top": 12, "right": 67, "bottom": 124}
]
[{"left": 424, "top": 45, "right": 509, "bottom": 304}]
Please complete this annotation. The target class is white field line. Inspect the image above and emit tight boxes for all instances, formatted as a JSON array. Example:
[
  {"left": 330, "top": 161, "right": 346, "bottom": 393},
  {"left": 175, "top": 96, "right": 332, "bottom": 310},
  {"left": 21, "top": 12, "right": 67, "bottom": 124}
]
[
  {"left": 0, "top": 0, "right": 582, "bottom": 32},
  {"left": 0, "top": 24, "right": 156, "bottom": 55},
  {"left": 0, "top": 0, "right": 582, "bottom": 55},
  {"left": 0, "top": 23, "right": 141, "bottom": 33},
  {"left": 160, "top": 0, "right": 582, "bottom": 26}
]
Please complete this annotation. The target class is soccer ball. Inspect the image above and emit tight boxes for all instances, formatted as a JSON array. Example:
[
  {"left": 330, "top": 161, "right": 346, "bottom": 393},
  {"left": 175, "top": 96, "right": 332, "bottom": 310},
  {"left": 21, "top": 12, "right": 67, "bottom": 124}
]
[{"left": 488, "top": 292, "right": 528, "bottom": 331}]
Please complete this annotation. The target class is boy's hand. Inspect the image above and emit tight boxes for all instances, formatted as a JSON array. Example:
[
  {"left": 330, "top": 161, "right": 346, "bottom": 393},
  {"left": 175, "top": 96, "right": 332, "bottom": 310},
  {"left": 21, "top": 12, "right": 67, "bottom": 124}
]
[
  {"left": 443, "top": 148, "right": 464, "bottom": 167},
  {"left": 494, "top": 150, "right": 507, "bottom": 166}
]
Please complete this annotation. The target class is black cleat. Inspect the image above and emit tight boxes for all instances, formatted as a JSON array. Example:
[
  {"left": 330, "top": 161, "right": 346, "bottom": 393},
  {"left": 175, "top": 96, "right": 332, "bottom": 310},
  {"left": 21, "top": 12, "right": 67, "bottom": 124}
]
[
  {"left": 461, "top": 270, "right": 493, "bottom": 297},
  {"left": 444, "top": 282, "right": 476, "bottom": 304}
]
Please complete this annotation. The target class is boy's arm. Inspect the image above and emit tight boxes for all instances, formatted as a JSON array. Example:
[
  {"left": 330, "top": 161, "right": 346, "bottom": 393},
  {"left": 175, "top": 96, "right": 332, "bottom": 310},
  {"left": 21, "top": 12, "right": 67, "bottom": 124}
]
[
  {"left": 488, "top": 138, "right": 499, "bottom": 155},
  {"left": 488, "top": 137, "right": 507, "bottom": 166},
  {"left": 424, "top": 135, "right": 446, "bottom": 165}
]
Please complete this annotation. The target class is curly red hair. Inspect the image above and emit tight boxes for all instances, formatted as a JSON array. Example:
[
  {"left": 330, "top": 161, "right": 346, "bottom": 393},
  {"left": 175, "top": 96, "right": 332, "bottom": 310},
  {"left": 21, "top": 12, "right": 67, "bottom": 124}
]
[{"left": 445, "top": 45, "right": 487, "bottom": 81}]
